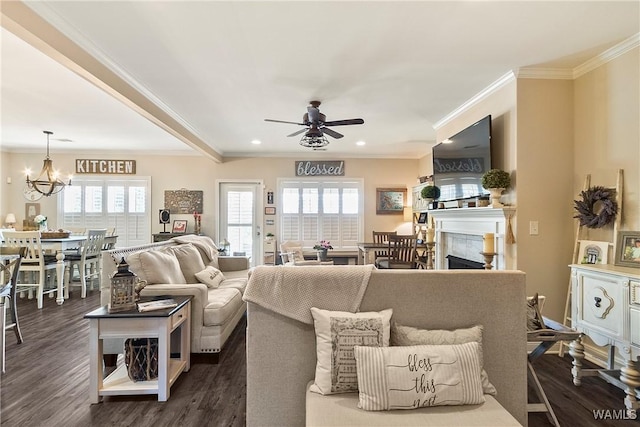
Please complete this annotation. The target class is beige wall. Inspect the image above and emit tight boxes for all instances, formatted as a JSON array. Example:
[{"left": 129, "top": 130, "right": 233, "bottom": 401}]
[
  {"left": 0, "top": 152, "right": 419, "bottom": 241},
  {"left": 516, "top": 78, "right": 575, "bottom": 321}
]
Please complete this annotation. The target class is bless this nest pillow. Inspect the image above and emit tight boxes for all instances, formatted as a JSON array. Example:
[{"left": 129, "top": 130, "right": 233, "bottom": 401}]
[
  {"left": 195, "top": 266, "right": 226, "bottom": 289},
  {"left": 309, "top": 307, "right": 392, "bottom": 395},
  {"left": 354, "top": 342, "right": 485, "bottom": 411},
  {"left": 391, "top": 323, "right": 496, "bottom": 396}
]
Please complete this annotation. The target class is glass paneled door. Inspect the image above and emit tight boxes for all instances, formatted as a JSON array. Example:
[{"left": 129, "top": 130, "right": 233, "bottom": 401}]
[{"left": 218, "top": 181, "right": 262, "bottom": 266}]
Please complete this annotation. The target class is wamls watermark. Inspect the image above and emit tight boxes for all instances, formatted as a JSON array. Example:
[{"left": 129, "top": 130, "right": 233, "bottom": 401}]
[{"left": 592, "top": 408, "right": 637, "bottom": 420}]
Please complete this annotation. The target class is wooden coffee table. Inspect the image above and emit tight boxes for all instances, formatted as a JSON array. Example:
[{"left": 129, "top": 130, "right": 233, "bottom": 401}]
[{"left": 84, "top": 295, "right": 191, "bottom": 403}]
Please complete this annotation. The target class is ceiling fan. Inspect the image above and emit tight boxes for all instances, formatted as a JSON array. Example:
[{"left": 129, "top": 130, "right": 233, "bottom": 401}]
[{"left": 265, "top": 101, "right": 364, "bottom": 149}]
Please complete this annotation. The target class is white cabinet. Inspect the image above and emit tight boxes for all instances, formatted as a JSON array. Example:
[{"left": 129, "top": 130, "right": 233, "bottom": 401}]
[{"left": 570, "top": 263, "right": 640, "bottom": 409}]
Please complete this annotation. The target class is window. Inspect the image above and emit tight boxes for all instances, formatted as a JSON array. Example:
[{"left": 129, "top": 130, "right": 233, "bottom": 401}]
[
  {"left": 58, "top": 177, "right": 151, "bottom": 247},
  {"left": 278, "top": 178, "right": 363, "bottom": 249}
]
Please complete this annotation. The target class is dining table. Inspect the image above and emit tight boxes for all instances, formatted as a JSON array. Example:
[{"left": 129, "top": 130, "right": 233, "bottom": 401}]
[
  {"left": 38, "top": 234, "right": 118, "bottom": 305},
  {"left": 357, "top": 241, "right": 429, "bottom": 265}
]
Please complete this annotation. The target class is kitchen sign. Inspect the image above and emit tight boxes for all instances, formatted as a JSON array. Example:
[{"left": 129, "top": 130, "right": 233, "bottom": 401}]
[
  {"left": 295, "top": 160, "right": 344, "bottom": 176},
  {"left": 76, "top": 159, "right": 136, "bottom": 175}
]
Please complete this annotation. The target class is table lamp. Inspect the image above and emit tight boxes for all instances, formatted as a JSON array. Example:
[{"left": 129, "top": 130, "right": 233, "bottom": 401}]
[{"left": 4, "top": 213, "right": 16, "bottom": 229}]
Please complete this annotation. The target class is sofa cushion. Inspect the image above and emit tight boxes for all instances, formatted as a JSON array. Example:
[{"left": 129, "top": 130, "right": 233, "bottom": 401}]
[
  {"left": 203, "top": 288, "right": 243, "bottom": 326},
  {"left": 391, "top": 323, "right": 496, "bottom": 396},
  {"left": 170, "top": 243, "right": 206, "bottom": 284},
  {"left": 196, "top": 266, "right": 225, "bottom": 288},
  {"left": 354, "top": 342, "right": 485, "bottom": 410},
  {"left": 138, "top": 250, "right": 186, "bottom": 285},
  {"left": 218, "top": 277, "right": 247, "bottom": 294},
  {"left": 309, "top": 307, "right": 392, "bottom": 395}
]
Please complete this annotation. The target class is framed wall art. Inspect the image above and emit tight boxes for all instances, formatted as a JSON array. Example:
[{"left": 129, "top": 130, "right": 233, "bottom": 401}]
[
  {"left": 376, "top": 188, "right": 406, "bottom": 215},
  {"left": 265, "top": 207, "right": 276, "bottom": 215},
  {"left": 172, "top": 220, "right": 188, "bottom": 234},
  {"left": 614, "top": 231, "right": 640, "bottom": 268},
  {"left": 577, "top": 240, "right": 609, "bottom": 265},
  {"left": 164, "top": 189, "right": 203, "bottom": 214}
]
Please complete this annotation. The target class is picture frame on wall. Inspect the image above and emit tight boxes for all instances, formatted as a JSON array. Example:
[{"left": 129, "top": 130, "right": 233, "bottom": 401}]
[
  {"left": 577, "top": 240, "right": 609, "bottom": 265},
  {"left": 265, "top": 207, "right": 276, "bottom": 215},
  {"left": 172, "top": 220, "right": 188, "bottom": 234},
  {"left": 376, "top": 188, "right": 406, "bottom": 215},
  {"left": 614, "top": 231, "right": 640, "bottom": 268},
  {"left": 417, "top": 212, "right": 428, "bottom": 224}
]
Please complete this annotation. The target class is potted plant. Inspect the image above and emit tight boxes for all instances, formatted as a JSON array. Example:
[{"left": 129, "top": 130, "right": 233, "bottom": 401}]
[
  {"left": 265, "top": 232, "right": 275, "bottom": 242},
  {"left": 421, "top": 185, "right": 441, "bottom": 209},
  {"left": 481, "top": 169, "right": 511, "bottom": 207}
]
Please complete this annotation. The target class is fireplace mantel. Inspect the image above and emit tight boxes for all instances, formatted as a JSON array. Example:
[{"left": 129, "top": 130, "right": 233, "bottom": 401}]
[{"left": 428, "top": 207, "right": 516, "bottom": 270}]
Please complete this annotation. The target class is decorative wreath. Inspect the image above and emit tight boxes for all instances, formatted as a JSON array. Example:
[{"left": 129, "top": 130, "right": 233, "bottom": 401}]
[{"left": 573, "top": 186, "right": 618, "bottom": 229}]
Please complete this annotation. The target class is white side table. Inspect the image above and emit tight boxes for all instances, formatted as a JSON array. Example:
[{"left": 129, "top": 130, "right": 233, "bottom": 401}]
[{"left": 85, "top": 296, "right": 191, "bottom": 403}]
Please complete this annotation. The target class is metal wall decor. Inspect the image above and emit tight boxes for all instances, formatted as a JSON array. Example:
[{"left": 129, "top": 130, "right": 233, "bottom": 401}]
[{"left": 164, "top": 189, "right": 203, "bottom": 214}]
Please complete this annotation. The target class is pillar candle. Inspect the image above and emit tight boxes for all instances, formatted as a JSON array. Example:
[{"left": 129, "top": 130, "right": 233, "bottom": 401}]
[
  {"left": 483, "top": 233, "right": 495, "bottom": 253},
  {"left": 426, "top": 228, "right": 435, "bottom": 243}
]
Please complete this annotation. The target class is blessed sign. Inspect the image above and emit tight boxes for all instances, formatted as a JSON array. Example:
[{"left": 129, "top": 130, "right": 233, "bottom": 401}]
[
  {"left": 432, "top": 157, "right": 485, "bottom": 174},
  {"left": 76, "top": 159, "right": 136, "bottom": 175},
  {"left": 295, "top": 160, "right": 345, "bottom": 176}
]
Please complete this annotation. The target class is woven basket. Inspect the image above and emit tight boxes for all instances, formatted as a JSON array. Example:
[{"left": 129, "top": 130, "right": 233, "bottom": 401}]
[{"left": 124, "top": 338, "right": 159, "bottom": 382}]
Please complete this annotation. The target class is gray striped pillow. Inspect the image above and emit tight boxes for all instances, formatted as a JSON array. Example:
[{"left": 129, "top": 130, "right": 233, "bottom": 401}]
[{"left": 354, "top": 342, "right": 485, "bottom": 411}]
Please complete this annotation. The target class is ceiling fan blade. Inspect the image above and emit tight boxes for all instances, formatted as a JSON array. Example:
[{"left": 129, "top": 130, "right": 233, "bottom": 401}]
[
  {"left": 323, "top": 118, "right": 364, "bottom": 126},
  {"left": 287, "top": 128, "right": 308, "bottom": 137},
  {"left": 321, "top": 127, "right": 344, "bottom": 139},
  {"left": 264, "top": 119, "right": 305, "bottom": 126}
]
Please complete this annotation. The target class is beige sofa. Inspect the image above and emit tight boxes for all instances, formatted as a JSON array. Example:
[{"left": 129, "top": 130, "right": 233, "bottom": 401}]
[
  {"left": 245, "top": 266, "right": 527, "bottom": 426},
  {"left": 100, "top": 235, "right": 250, "bottom": 354}
]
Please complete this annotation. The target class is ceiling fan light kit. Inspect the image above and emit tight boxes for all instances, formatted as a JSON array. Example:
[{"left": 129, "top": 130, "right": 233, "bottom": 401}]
[
  {"left": 265, "top": 101, "right": 364, "bottom": 150},
  {"left": 25, "top": 130, "right": 71, "bottom": 198}
]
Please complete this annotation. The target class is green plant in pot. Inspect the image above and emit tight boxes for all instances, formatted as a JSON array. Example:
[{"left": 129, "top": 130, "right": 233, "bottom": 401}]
[
  {"left": 481, "top": 169, "right": 511, "bottom": 208},
  {"left": 421, "top": 185, "right": 441, "bottom": 209}
]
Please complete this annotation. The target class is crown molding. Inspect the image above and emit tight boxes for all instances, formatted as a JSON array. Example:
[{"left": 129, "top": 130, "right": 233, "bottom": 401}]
[
  {"left": 516, "top": 67, "right": 574, "bottom": 80},
  {"left": 573, "top": 32, "right": 640, "bottom": 79},
  {"left": 433, "top": 71, "right": 515, "bottom": 130}
]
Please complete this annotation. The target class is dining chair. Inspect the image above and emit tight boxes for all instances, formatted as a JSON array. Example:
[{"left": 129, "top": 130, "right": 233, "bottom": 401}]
[
  {"left": 375, "top": 234, "right": 418, "bottom": 269},
  {"left": 66, "top": 229, "right": 107, "bottom": 298},
  {"left": 2, "top": 231, "right": 62, "bottom": 309},
  {"left": 0, "top": 246, "right": 27, "bottom": 371},
  {"left": 102, "top": 227, "right": 117, "bottom": 251},
  {"left": 372, "top": 231, "right": 397, "bottom": 264}
]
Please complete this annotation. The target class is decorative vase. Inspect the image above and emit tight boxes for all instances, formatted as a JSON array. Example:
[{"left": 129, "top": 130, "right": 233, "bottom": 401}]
[
  {"left": 39, "top": 221, "right": 47, "bottom": 231},
  {"left": 317, "top": 249, "right": 328, "bottom": 262},
  {"left": 489, "top": 188, "right": 505, "bottom": 208}
]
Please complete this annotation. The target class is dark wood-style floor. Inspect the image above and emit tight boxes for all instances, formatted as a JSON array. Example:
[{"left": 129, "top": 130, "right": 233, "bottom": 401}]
[{"left": 0, "top": 290, "right": 636, "bottom": 426}]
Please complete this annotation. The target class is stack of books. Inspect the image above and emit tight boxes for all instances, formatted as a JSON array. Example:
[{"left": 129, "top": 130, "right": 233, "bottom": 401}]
[{"left": 137, "top": 298, "right": 177, "bottom": 312}]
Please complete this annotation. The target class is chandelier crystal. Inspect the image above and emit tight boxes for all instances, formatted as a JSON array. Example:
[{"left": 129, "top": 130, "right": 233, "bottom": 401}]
[{"left": 25, "top": 131, "right": 71, "bottom": 197}]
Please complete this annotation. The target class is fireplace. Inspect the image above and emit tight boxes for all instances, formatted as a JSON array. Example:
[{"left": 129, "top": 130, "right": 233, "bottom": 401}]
[
  {"left": 446, "top": 255, "right": 484, "bottom": 270},
  {"left": 428, "top": 207, "right": 516, "bottom": 270}
]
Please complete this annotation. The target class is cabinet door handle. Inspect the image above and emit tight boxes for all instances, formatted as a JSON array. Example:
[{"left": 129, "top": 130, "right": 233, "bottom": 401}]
[{"left": 594, "top": 297, "right": 602, "bottom": 308}]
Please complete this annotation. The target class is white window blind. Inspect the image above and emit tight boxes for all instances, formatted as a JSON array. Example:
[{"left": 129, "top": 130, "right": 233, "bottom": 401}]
[
  {"left": 58, "top": 177, "right": 151, "bottom": 247},
  {"left": 278, "top": 178, "right": 363, "bottom": 249}
]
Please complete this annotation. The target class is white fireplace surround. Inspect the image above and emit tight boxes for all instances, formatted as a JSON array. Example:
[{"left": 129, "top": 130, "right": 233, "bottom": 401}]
[{"left": 428, "top": 207, "right": 516, "bottom": 270}]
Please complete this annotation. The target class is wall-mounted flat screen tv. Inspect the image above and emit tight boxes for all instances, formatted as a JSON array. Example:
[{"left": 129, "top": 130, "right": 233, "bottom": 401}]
[{"left": 432, "top": 115, "right": 492, "bottom": 202}]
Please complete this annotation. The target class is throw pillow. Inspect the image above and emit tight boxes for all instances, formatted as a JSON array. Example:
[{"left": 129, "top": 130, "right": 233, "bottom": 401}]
[
  {"left": 195, "top": 265, "right": 226, "bottom": 289},
  {"left": 527, "top": 293, "right": 547, "bottom": 331},
  {"left": 169, "top": 243, "right": 206, "bottom": 284},
  {"left": 390, "top": 323, "right": 496, "bottom": 396},
  {"left": 309, "top": 307, "right": 392, "bottom": 395},
  {"left": 138, "top": 250, "right": 186, "bottom": 285},
  {"left": 354, "top": 342, "right": 485, "bottom": 411}
]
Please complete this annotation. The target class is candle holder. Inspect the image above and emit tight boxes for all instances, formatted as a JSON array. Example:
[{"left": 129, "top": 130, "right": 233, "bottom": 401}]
[
  {"left": 480, "top": 252, "right": 496, "bottom": 270},
  {"left": 425, "top": 241, "right": 436, "bottom": 269}
]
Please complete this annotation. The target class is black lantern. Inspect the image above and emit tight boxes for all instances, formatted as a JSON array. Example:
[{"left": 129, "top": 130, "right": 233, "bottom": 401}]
[{"left": 108, "top": 257, "right": 146, "bottom": 313}]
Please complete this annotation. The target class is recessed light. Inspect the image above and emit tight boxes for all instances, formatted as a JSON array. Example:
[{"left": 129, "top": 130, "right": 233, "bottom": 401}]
[
  {"left": 251, "top": 139, "right": 262, "bottom": 145},
  {"left": 356, "top": 140, "right": 366, "bottom": 146}
]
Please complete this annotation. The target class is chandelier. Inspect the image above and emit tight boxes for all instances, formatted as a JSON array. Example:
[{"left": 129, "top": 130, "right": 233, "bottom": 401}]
[
  {"left": 25, "top": 131, "right": 71, "bottom": 197},
  {"left": 299, "top": 133, "right": 329, "bottom": 150}
]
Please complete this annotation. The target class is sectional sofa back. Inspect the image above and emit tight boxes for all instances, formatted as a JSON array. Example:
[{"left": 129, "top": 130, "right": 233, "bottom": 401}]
[{"left": 246, "top": 269, "right": 527, "bottom": 426}]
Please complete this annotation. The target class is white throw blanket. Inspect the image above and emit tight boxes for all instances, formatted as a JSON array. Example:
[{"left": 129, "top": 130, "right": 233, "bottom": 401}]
[
  {"left": 171, "top": 235, "right": 218, "bottom": 263},
  {"left": 243, "top": 265, "right": 374, "bottom": 324}
]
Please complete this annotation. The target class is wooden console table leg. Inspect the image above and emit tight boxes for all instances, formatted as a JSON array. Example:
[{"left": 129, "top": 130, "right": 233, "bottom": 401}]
[
  {"left": 569, "top": 335, "right": 584, "bottom": 386},
  {"left": 620, "top": 357, "right": 640, "bottom": 410}
]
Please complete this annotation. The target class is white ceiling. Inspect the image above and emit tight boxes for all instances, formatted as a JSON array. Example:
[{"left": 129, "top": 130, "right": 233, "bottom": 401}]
[{"left": 1, "top": 1, "right": 638, "bottom": 160}]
